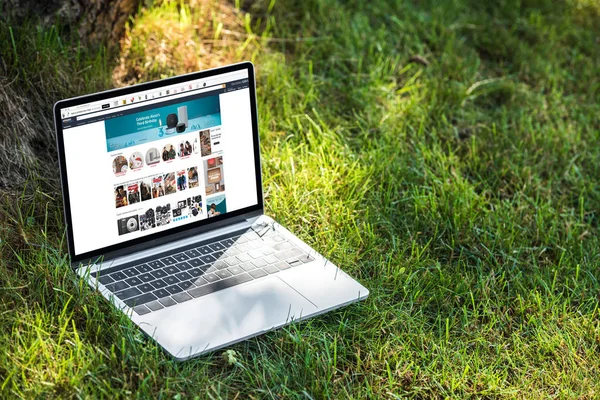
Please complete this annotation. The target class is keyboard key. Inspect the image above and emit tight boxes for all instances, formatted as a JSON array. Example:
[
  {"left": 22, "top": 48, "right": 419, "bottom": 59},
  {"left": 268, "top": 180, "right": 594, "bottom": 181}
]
[
  {"left": 248, "top": 250, "right": 263, "bottom": 259},
  {"left": 215, "top": 270, "right": 233, "bottom": 279},
  {"left": 200, "top": 254, "right": 216, "bottom": 264},
  {"left": 173, "top": 253, "right": 189, "bottom": 262},
  {"left": 263, "top": 265, "right": 279, "bottom": 274},
  {"left": 288, "top": 259, "right": 302, "bottom": 267},
  {"left": 203, "top": 273, "right": 219, "bottom": 283},
  {"left": 105, "top": 281, "right": 129, "bottom": 292},
  {"left": 115, "top": 287, "right": 142, "bottom": 300},
  {"left": 271, "top": 234, "right": 285, "bottom": 242},
  {"left": 123, "top": 268, "right": 138, "bottom": 277},
  {"left": 251, "top": 259, "right": 267, "bottom": 268},
  {"left": 159, "top": 297, "right": 177, "bottom": 307},
  {"left": 243, "top": 232, "right": 260, "bottom": 241},
  {"left": 150, "top": 279, "right": 167, "bottom": 289},
  {"left": 248, "top": 240, "right": 264, "bottom": 249},
  {"left": 191, "top": 277, "right": 208, "bottom": 286},
  {"left": 228, "top": 266, "right": 244, "bottom": 275},
  {"left": 125, "top": 276, "right": 143, "bottom": 286},
  {"left": 197, "top": 246, "right": 212, "bottom": 255},
  {"left": 236, "top": 244, "right": 251, "bottom": 253},
  {"left": 275, "top": 261, "right": 291, "bottom": 270},
  {"left": 260, "top": 247, "right": 275, "bottom": 255},
  {"left": 163, "top": 276, "right": 179, "bottom": 285},
  {"left": 148, "top": 260, "right": 164, "bottom": 269},
  {"left": 136, "top": 264, "right": 152, "bottom": 273},
  {"left": 240, "top": 262, "right": 256, "bottom": 272},
  {"left": 178, "top": 280, "right": 195, "bottom": 290},
  {"left": 134, "top": 305, "right": 151, "bottom": 315},
  {"left": 172, "top": 292, "right": 193, "bottom": 303},
  {"left": 209, "top": 242, "right": 225, "bottom": 252},
  {"left": 151, "top": 269, "right": 168, "bottom": 279},
  {"left": 146, "top": 301, "right": 164, "bottom": 311},
  {"left": 275, "top": 248, "right": 304, "bottom": 260},
  {"left": 263, "top": 255, "right": 279, "bottom": 264},
  {"left": 213, "top": 261, "right": 228, "bottom": 270},
  {"left": 188, "top": 258, "right": 204, "bottom": 267},
  {"left": 273, "top": 242, "right": 293, "bottom": 251},
  {"left": 237, "top": 253, "right": 251, "bottom": 262},
  {"left": 161, "top": 256, "right": 177, "bottom": 265},
  {"left": 153, "top": 288, "right": 170, "bottom": 298},
  {"left": 188, "top": 273, "right": 253, "bottom": 298},
  {"left": 185, "top": 249, "right": 202, "bottom": 258},
  {"left": 224, "top": 247, "right": 240, "bottom": 256},
  {"left": 165, "top": 285, "right": 184, "bottom": 295},
  {"left": 188, "top": 268, "right": 203, "bottom": 278},
  {"left": 222, "top": 238, "right": 235, "bottom": 247},
  {"left": 163, "top": 266, "right": 179, "bottom": 275},
  {"left": 212, "top": 250, "right": 224, "bottom": 259},
  {"left": 249, "top": 269, "right": 268, "bottom": 279},
  {"left": 225, "top": 257, "right": 240, "bottom": 266},
  {"left": 137, "top": 283, "right": 154, "bottom": 293},
  {"left": 176, "top": 261, "right": 192, "bottom": 271},
  {"left": 139, "top": 273, "right": 154, "bottom": 282},
  {"left": 110, "top": 271, "right": 127, "bottom": 281},
  {"left": 175, "top": 271, "right": 193, "bottom": 281},
  {"left": 125, "top": 293, "right": 157, "bottom": 307},
  {"left": 205, "top": 265, "right": 219, "bottom": 274},
  {"left": 98, "top": 275, "right": 114, "bottom": 285}
]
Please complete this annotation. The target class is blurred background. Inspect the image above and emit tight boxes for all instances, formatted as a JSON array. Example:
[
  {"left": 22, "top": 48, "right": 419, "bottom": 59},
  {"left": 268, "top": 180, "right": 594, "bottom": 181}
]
[{"left": 0, "top": 0, "right": 599, "bottom": 397}]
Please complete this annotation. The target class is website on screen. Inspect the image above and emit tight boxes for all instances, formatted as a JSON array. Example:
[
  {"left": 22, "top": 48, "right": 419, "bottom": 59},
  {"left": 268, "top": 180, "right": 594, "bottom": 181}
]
[{"left": 60, "top": 70, "right": 258, "bottom": 255}]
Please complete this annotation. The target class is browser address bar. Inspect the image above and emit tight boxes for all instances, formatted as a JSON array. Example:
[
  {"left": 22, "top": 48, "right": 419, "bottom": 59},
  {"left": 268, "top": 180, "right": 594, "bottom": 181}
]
[{"left": 77, "top": 84, "right": 225, "bottom": 121}]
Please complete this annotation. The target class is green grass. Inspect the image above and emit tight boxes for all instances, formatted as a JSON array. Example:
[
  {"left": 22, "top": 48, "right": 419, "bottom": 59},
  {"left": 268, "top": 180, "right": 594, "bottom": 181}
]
[{"left": 1, "top": 0, "right": 600, "bottom": 397}]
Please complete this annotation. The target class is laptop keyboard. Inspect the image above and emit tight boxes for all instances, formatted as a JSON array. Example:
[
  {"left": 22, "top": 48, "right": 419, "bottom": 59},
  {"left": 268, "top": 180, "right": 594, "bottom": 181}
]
[{"left": 94, "top": 228, "right": 315, "bottom": 315}]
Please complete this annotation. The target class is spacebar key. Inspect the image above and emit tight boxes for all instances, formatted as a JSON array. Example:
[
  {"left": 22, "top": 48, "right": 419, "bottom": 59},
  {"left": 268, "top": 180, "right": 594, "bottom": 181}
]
[{"left": 188, "top": 273, "right": 253, "bottom": 298}]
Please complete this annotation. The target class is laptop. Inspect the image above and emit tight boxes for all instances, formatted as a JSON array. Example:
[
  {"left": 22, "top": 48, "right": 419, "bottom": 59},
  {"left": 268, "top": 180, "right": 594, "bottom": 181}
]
[{"left": 53, "top": 62, "right": 369, "bottom": 360}]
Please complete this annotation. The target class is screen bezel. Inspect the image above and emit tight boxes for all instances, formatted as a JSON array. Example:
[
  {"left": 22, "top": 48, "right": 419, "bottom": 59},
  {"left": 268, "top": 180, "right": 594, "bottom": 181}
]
[{"left": 53, "top": 62, "right": 263, "bottom": 265}]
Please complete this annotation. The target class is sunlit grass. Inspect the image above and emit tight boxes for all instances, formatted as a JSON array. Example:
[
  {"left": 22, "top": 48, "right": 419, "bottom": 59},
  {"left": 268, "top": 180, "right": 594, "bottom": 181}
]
[{"left": 1, "top": 0, "right": 599, "bottom": 397}]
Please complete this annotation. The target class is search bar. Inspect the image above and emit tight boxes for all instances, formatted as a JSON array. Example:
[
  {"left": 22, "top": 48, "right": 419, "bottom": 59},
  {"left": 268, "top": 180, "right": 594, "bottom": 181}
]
[{"left": 77, "top": 84, "right": 225, "bottom": 121}]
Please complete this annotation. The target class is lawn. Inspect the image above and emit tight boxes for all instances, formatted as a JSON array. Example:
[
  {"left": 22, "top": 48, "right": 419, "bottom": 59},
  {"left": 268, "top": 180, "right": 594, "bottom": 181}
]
[{"left": 1, "top": 0, "right": 599, "bottom": 398}]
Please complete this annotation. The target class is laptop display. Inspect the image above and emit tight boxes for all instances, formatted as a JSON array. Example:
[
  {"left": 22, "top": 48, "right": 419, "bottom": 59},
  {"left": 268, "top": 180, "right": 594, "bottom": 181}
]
[{"left": 55, "top": 66, "right": 260, "bottom": 259}]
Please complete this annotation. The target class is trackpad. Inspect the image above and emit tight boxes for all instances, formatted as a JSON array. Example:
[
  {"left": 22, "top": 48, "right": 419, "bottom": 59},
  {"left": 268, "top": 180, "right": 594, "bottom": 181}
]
[{"left": 139, "top": 276, "right": 318, "bottom": 358}]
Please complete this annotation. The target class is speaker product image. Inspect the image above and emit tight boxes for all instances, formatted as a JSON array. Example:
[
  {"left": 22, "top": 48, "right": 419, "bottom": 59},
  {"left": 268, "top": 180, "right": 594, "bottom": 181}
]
[
  {"left": 176, "top": 122, "right": 186, "bottom": 133},
  {"left": 177, "top": 106, "right": 188, "bottom": 128},
  {"left": 166, "top": 113, "right": 178, "bottom": 128},
  {"left": 166, "top": 113, "right": 178, "bottom": 135}
]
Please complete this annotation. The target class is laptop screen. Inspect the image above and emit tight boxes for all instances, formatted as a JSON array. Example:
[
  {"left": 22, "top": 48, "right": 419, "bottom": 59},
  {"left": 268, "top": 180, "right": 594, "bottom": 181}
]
[{"left": 57, "top": 66, "right": 259, "bottom": 258}]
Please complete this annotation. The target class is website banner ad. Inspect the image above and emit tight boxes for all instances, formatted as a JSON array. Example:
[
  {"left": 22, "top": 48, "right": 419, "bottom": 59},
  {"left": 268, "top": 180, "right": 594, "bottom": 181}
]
[{"left": 105, "top": 95, "right": 221, "bottom": 152}]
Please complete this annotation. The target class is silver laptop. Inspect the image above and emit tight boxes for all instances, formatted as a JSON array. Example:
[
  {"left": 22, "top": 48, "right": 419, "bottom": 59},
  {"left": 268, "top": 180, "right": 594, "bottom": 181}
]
[{"left": 53, "top": 62, "right": 369, "bottom": 360}]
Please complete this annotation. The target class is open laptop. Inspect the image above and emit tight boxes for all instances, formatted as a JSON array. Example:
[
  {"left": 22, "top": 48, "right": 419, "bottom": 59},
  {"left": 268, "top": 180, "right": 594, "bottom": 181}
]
[{"left": 53, "top": 62, "right": 368, "bottom": 360}]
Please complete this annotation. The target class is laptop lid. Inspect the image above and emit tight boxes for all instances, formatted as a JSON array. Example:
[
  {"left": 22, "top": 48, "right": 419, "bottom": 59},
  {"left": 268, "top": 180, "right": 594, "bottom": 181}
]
[{"left": 54, "top": 62, "right": 263, "bottom": 265}]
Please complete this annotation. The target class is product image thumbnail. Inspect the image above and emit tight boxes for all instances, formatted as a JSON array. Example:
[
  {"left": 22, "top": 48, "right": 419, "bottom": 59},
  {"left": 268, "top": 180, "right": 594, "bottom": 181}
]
[
  {"left": 204, "top": 156, "right": 225, "bottom": 195},
  {"left": 127, "top": 183, "right": 140, "bottom": 204},
  {"left": 207, "top": 194, "right": 226, "bottom": 218},
  {"left": 163, "top": 172, "right": 176, "bottom": 195},
  {"left": 199, "top": 129, "right": 211, "bottom": 157},
  {"left": 117, "top": 214, "right": 139, "bottom": 235},
  {"left": 152, "top": 175, "right": 164, "bottom": 198},
  {"left": 187, "top": 166, "right": 199, "bottom": 188},
  {"left": 139, "top": 208, "right": 156, "bottom": 231},
  {"left": 114, "top": 185, "right": 128, "bottom": 208},
  {"left": 176, "top": 170, "right": 187, "bottom": 191},
  {"left": 155, "top": 203, "right": 172, "bottom": 227}
]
